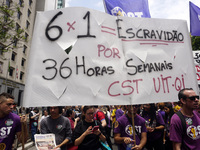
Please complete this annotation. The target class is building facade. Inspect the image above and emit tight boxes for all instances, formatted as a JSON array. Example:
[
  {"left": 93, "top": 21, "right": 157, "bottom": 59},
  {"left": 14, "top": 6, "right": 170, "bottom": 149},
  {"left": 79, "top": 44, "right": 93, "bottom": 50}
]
[
  {"left": 0, "top": 0, "right": 65, "bottom": 105},
  {"left": 36, "top": 0, "right": 65, "bottom": 11},
  {"left": 0, "top": 0, "right": 36, "bottom": 105}
]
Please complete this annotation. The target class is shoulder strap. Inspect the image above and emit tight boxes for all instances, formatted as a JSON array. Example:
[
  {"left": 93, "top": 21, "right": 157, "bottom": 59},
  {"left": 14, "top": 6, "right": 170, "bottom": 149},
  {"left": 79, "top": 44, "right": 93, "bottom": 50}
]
[
  {"left": 176, "top": 111, "right": 186, "bottom": 132},
  {"left": 96, "top": 110, "right": 99, "bottom": 120},
  {"left": 176, "top": 111, "right": 190, "bottom": 150}
]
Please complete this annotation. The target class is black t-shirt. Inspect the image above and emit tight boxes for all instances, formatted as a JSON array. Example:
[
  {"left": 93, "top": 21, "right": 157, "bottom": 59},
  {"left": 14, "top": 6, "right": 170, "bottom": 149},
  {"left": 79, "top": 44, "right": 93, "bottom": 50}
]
[{"left": 72, "top": 119, "right": 105, "bottom": 150}]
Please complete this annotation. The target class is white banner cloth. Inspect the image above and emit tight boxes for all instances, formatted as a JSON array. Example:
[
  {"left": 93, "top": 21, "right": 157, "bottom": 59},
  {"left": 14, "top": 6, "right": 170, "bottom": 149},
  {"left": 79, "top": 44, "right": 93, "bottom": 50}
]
[{"left": 23, "top": 7, "right": 198, "bottom": 107}]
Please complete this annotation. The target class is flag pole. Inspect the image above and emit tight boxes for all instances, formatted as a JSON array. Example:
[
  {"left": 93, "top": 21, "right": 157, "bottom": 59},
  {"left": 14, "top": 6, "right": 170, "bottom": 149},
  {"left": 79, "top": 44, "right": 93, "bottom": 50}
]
[{"left": 131, "top": 105, "right": 136, "bottom": 146}]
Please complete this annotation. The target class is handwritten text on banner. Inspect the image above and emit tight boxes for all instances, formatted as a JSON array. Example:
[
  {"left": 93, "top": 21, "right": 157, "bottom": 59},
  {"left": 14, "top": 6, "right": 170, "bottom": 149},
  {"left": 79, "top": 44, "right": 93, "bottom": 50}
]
[{"left": 23, "top": 7, "right": 198, "bottom": 107}]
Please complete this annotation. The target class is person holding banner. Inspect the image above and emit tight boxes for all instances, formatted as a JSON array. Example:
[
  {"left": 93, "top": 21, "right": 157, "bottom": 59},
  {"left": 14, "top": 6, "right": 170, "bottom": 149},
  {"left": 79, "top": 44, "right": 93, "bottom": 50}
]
[
  {"left": 40, "top": 106, "right": 72, "bottom": 150},
  {"left": 170, "top": 88, "right": 200, "bottom": 150},
  {"left": 0, "top": 92, "right": 28, "bottom": 150},
  {"left": 114, "top": 105, "right": 147, "bottom": 150}
]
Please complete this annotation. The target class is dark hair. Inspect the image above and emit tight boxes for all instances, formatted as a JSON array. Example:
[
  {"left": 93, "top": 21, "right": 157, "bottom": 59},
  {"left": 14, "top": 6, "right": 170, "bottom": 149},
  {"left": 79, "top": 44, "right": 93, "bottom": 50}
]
[
  {"left": 43, "top": 109, "right": 48, "bottom": 114},
  {"left": 66, "top": 109, "right": 73, "bottom": 117},
  {"left": 0, "top": 92, "right": 14, "bottom": 103},
  {"left": 83, "top": 106, "right": 94, "bottom": 113},
  {"left": 141, "top": 103, "right": 157, "bottom": 125},
  {"left": 47, "top": 106, "right": 63, "bottom": 114},
  {"left": 164, "top": 103, "right": 174, "bottom": 124},
  {"left": 33, "top": 107, "right": 39, "bottom": 113},
  {"left": 178, "top": 88, "right": 193, "bottom": 100}
]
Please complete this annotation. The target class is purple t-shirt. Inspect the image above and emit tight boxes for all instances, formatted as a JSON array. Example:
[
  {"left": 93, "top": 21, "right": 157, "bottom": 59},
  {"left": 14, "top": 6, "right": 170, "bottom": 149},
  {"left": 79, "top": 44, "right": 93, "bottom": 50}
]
[
  {"left": 170, "top": 111, "right": 200, "bottom": 150},
  {"left": 141, "top": 112, "right": 165, "bottom": 141},
  {"left": 0, "top": 113, "right": 21, "bottom": 150},
  {"left": 114, "top": 114, "right": 147, "bottom": 150}
]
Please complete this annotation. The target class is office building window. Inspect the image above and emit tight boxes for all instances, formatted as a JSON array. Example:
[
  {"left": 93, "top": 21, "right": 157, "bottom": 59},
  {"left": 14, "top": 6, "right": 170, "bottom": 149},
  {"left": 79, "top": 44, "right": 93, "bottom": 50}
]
[
  {"left": 9, "top": 67, "right": 14, "bottom": 76},
  {"left": 20, "top": 71, "right": 24, "bottom": 80},
  {"left": 0, "top": 62, "right": 3, "bottom": 74},
  {"left": 13, "top": 38, "right": 18, "bottom": 47},
  {"left": 19, "top": 0, "right": 23, "bottom": 7},
  {"left": 26, "top": 21, "right": 30, "bottom": 29},
  {"left": 21, "top": 58, "right": 25, "bottom": 66},
  {"left": 6, "top": 0, "right": 11, "bottom": 7},
  {"left": 25, "top": 33, "right": 29, "bottom": 41},
  {"left": 29, "top": 0, "right": 32, "bottom": 6},
  {"left": 7, "top": 88, "right": 13, "bottom": 95},
  {"left": 16, "top": 23, "right": 20, "bottom": 31},
  {"left": 23, "top": 45, "right": 27, "bottom": 54},
  {"left": 17, "top": 11, "right": 22, "bottom": 19},
  {"left": 11, "top": 52, "right": 17, "bottom": 61},
  {"left": 57, "top": 0, "right": 64, "bottom": 9},
  {"left": 28, "top": 9, "right": 31, "bottom": 17},
  {"left": 0, "top": 43, "right": 5, "bottom": 55}
]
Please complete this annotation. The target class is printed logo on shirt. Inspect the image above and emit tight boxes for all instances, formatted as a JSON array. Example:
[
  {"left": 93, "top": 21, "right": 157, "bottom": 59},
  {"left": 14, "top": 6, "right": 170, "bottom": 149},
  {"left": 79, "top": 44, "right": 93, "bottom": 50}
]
[
  {"left": 125, "top": 125, "right": 133, "bottom": 136},
  {"left": 186, "top": 118, "right": 193, "bottom": 125},
  {"left": 0, "top": 143, "right": 6, "bottom": 150},
  {"left": 5, "top": 119, "right": 13, "bottom": 126},
  {"left": 0, "top": 126, "right": 12, "bottom": 138},
  {"left": 56, "top": 124, "right": 62, "bottom": 130},
  {"left": 187, "top": 125, "right": 200, "bottom": 140},
  {"left": 125, "top": 125, "right": 142, "bottom": 136},
  {"left": 114, "top": 121, "right": 119, "bottom": 128}
]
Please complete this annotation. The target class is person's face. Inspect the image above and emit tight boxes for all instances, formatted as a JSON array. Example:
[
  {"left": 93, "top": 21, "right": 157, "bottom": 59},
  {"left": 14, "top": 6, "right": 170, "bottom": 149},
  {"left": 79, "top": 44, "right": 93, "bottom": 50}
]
[
  {"left": 72, "top": 110, "right": 75, "bottom": 118},
  {"left": 164, "top": 107, "right": 170, "bottom": 114},
  {"left": 143, "top": 104, "right": 151, "bottom": 111},
  {"left": 182, "top": 90, "right": 199, "bottom": 110},
  {"left": 49, "top": 107, "right": 59, "bottom": 116},
  {"left": 127, "top": 105, "right": 139, "bottom": 114},
  {"left": 0, "top": 98, "right": 14, "bottom": 116},
  {"left": 44, "top": 110, "right": 48, "bottom": 116},
  {"left": 85, "top": 108, "right": 94, "bottom": 122}
]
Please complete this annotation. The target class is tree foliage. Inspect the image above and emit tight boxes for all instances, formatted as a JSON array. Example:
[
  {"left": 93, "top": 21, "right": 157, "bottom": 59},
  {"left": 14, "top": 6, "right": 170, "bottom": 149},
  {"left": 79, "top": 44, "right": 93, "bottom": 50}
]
[
  {"left": 191, "top": 36, "right": 200, "bottom": 50},
  {"left": 0, "top": 2, "right": 25, "bottom": 53}
]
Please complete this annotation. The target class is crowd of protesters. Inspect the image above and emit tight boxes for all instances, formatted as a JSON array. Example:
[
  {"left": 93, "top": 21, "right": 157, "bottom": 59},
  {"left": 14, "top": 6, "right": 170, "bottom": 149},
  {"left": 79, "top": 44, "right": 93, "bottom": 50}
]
[{"left": 1, "top": 88, "right": 200, "bottom": 150}]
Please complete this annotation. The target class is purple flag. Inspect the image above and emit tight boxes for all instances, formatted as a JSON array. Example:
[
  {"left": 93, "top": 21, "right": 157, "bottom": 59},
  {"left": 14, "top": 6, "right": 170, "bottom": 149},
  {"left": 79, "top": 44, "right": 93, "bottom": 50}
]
[
  {"left": 103, "top": 0, "right": 151, "bottom": 18},
  {"left": 190, "top": 1, "right": 200, "bottom": 36}
]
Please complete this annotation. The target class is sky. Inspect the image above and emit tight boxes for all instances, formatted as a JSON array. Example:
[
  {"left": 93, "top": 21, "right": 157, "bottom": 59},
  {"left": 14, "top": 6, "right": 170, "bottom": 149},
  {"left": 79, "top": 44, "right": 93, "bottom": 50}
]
[{"left": 64, "top": 0, "right": 200, "bottom": 30}]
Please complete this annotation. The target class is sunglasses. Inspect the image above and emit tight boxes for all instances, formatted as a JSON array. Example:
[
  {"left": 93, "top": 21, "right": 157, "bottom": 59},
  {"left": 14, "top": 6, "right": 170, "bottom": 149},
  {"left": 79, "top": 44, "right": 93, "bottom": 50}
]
[{"left": 186, "top": 96, "right": 199, "bottom": 101}]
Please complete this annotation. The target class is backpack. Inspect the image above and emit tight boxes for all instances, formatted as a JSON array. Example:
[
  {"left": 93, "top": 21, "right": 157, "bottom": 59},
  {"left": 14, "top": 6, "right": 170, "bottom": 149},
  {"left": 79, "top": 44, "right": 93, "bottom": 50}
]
[
  {"left": 176, "top": 111, "right": 189, "bottom": 150},
  {"left": 96, "top": 110, "right": 111, "bottom": 128}
]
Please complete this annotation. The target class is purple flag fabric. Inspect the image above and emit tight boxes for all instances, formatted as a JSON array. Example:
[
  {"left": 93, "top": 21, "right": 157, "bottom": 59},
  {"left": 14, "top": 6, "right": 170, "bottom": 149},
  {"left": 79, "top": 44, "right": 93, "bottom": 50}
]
[
  {"left": 190, "top": 1, "right": 200, "bottom": 36},
  {"left": 103, "top": 0, "right": 151, "bottom": 18}
]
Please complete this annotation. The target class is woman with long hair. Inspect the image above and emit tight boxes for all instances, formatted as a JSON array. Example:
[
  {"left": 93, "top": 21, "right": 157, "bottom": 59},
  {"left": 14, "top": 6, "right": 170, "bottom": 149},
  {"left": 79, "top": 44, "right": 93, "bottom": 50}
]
[
  {"left": 72, "top": 106, "right": 106, "bottom": 150},
  {"left": 140, "top": 103, "right": 165, "bottom": 150},
  {"left": 163, "top": 103, "right": 174, "bottom": 150}
]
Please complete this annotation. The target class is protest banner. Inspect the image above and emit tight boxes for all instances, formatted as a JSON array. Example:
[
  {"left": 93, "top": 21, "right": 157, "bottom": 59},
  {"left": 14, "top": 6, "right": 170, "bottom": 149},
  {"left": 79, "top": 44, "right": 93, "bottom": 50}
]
[
  {"left": 23, "top": 7, "right": 198, "bottom": 107},
  {"left": 193, "top": 50, "right": 200, "bottom": 84}
]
